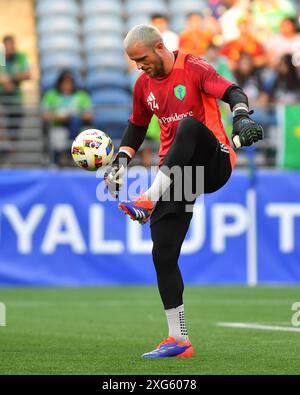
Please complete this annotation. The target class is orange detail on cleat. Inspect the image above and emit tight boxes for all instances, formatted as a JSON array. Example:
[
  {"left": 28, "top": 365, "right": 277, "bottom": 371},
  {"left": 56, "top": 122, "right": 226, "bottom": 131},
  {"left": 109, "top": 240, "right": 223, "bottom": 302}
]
[
  {"left": 156, "top": 336, "right": 194, "bottom": 357},
  {"left": 176, "top": 346, "right": 194, "bottom": 358},
  {"left": 118, "top": 193, "right": 153, "bottom": 224},
  {"left": 156, "top": 336, "right": 177, "bottom": 348},
  {"left": 133, "top": 193, "right": 154, "bottom": 211}
]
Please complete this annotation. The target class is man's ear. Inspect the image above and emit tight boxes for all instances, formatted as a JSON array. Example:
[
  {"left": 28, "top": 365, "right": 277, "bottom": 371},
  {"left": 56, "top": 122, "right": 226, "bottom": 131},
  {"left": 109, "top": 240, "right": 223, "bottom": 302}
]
[{"left": 155, "top": 41, "right": 164, "bottom": 51}]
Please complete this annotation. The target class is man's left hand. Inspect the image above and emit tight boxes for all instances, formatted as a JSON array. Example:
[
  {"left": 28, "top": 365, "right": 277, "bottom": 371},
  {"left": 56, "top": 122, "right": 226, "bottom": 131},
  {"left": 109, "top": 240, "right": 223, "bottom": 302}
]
[{"left": 232, "top": 109, "right": 264, "bottom": 148}]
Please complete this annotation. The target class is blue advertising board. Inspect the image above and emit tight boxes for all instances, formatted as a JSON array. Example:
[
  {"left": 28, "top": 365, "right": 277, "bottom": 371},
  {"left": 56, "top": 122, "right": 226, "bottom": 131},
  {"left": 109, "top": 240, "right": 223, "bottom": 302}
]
[{"left": 0, "top": 169, "right": 299, "bottom": 285}]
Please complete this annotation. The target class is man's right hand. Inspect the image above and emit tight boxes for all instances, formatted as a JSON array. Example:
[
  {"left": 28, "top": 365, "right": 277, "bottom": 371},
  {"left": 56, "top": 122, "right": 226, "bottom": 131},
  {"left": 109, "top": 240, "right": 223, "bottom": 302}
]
[{"left": 104, "top": 162, "right": 125, "bottom": 199}]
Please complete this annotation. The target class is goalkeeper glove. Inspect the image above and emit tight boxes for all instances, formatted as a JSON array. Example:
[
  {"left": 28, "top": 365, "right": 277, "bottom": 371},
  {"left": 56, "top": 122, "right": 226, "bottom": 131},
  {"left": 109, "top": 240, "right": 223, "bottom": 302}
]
[
  {"left": 104, "top": 152, "right": 130, "bottom": 199},
  {"left": 232, "top": 109, "right": 264, "bottom": 148}
]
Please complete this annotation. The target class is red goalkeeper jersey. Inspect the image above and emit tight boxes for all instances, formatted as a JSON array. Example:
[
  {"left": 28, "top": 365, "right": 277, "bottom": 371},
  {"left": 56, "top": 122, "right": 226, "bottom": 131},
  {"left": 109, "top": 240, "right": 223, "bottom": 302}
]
[{"left": 130, "top": 51, "right": 236, "bottom": 168}]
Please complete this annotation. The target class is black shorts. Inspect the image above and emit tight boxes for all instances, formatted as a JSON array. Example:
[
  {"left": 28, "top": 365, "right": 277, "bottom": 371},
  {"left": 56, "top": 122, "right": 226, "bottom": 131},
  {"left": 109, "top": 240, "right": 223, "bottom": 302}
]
[{"left": 150, "top": 139, "right": 232, "bottom": 226}]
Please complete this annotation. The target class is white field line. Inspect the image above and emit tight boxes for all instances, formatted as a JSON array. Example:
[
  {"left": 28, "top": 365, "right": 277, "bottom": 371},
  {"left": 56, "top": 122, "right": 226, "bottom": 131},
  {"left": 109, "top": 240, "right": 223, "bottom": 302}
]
[{"left": 217, "top": 322, "right": 300, "bottom": 333}]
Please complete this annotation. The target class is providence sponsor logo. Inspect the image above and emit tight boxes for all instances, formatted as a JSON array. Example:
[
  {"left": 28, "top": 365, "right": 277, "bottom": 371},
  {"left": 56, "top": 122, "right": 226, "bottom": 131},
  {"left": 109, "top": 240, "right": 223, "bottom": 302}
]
[{"left": 159, "top": 111, "right": 193, "bottom": 125}]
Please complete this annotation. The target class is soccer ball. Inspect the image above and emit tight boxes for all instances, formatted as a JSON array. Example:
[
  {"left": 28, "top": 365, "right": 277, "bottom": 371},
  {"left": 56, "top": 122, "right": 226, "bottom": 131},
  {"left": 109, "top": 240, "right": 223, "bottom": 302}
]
[{"left": 71, "top": 129, "right": 114, "bottom": 171}]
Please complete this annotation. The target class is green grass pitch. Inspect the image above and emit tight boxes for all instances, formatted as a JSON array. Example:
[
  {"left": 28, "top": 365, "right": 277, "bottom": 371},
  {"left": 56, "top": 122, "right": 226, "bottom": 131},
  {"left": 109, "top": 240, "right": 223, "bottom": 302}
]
[{"left": 0, "top": 286, "right": 300, "bottom": 375}]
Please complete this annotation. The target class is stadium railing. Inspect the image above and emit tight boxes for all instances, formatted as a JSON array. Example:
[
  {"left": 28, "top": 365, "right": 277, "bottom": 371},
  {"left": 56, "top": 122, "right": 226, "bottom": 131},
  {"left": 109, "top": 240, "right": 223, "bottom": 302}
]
[{"left": 0, "top": 93, "right": 45, "bottom": 167}]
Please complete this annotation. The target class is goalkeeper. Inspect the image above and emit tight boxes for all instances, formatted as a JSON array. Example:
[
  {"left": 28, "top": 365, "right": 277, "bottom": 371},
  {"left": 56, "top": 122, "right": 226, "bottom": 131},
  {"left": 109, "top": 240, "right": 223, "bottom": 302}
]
[{"left": 104, "top": 25, "right": 263, "bottom": 358}]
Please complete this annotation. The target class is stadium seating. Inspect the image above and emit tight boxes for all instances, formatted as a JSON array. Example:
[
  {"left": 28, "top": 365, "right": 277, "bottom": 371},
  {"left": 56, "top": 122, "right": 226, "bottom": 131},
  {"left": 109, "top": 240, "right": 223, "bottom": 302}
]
[
  {"left": 82, "top": 16, "right": 124, "bottom": 35},
  {"left": 91, "top": 89, "right": 132, "bottom": 106},
  {"left": 41, "top": 69, "right": 84, "bottom": 93},
  {"left": 81, "top": 1, "right": 131, "bottom": 139},
  {"left": 35, "top": 0, "right": 218, "bottom": 163},
  {"left": 40, "top": 52, "right": 83, "bottom": 72},
  {"left": 36, "top": 0, "right": 82, "bottom": 95},
  {"left": 92, "top": 90, "right": 132, "bottom": 139},
  {"left": 86, "top": 53, "right": 127, "bottom": 72},
  {"left": 125, "top": 0, "right": 168, "bottom": 16},
  {"left": 94, "top": 109, "right": 131, "bottom": 139},
  {"left": 85, "top": 71, "right": 130, "bottom": 91},
  {"left": 36, "top": 0, "right": 79, "bottom": 18},
  {"left": 126, "top": 15, "right": 151, "bottom": 31},
  {"left": 37, "top": 16, "right": 80, "bottom": 35},
  {"left": 39, "top": 35, "right": 81, "bottom": 55},
  {"left": 84, "top": 35, "right": 124, "bottom": 53},
  {"left": 169, "top": 0, "right": 206, "bottom": 15},
  {"left": 82, "top": 0, "right": 123, "bottom": 17}
]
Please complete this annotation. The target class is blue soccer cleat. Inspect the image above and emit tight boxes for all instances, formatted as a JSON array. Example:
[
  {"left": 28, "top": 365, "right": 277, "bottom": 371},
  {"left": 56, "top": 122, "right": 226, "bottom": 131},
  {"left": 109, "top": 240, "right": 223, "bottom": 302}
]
[
  {"left": 142, "top": 336, "right": 194, "bottom": 358},
  {"left": 118, "top": 193, "right": 154, "bottom": 224}
]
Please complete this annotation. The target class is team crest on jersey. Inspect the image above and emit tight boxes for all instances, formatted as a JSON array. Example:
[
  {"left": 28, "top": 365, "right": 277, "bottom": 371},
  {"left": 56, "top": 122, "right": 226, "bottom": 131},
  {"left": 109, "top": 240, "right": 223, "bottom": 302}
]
[
  {"left": 147, "top": 91, "right": 159, "bottom": 110},
  {"left": 174, "top": 85, "right": 186, "bottom": 100}
]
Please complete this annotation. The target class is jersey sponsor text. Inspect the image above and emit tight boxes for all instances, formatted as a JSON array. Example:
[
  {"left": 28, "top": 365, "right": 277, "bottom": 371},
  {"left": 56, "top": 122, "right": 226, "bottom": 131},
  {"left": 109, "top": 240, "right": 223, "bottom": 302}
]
[{"left": 159, "top": 111, "right": 194, "bottom": 125}]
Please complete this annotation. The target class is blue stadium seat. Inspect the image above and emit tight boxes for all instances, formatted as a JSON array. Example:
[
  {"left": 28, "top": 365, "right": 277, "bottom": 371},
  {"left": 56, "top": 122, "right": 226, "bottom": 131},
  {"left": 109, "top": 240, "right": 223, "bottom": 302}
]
[
  {"left": 86, "top": 71, "right": 130, "bottom": 91},
  {"left": 84, "top": 35, "right": 124, "bottom": 53},
  {"left": 39, "top": 35, "right": 80, "bottom": 55},
  {"left": 94, "top": 109, "right": 131, "bottom": 139},
  {"left": 126, "top": 15, "right": 151, "bottom": 31},
  {"left": 95, "top": 109, "right": 130, "bottom": 124},
  {"left": 41, "top": 69, "right": 84, "bottom": 92},
  {"left": 83, "top": 16, "right": 124, "bottom": 35},
  {"left": 125, "top": 0, "right": 168, "bottom": 15},
  {"left": 37, "top": 16, "right": 79, "bottom": 35},
  {"left": 87, "top": 53, "right": 127, "bottom": 71},
  {"left": 36, "top": 0, "right": 79, "bottom": 17},
  {"left": 82, "top": 0, "right": 123, "bottom": 17},
  {"left": 169, "top": 0, "right": 206, "bottom": 15},
  {"left": 40, "top": 52, "right": 83, "bottom": 72},
  {"left": 91, "top": 89, "right": 132, "bottom": 106}
]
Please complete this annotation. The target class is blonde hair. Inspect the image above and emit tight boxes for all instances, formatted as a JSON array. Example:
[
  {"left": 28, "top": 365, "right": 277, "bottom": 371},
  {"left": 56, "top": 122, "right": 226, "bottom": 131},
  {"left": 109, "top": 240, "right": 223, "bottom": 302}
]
[{"left": 124, "top": 24, "right": 163, "bottom": 49}]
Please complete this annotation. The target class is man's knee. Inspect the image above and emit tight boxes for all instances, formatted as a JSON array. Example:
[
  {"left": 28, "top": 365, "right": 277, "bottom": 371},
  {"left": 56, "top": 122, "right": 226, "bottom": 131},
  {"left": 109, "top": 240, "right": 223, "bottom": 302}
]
[
  {"left": 177, "top": 116, "right": 212, "bottom": 142},
  {"left": 179, "top": 116, "right": 202, "bottom": 130}
]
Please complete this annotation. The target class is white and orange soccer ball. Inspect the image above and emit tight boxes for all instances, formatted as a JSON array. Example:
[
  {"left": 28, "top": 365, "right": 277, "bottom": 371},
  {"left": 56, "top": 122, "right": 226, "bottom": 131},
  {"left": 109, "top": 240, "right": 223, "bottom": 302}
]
[{"left": 71, "top": 129, "right": 114, "bottom": 171}]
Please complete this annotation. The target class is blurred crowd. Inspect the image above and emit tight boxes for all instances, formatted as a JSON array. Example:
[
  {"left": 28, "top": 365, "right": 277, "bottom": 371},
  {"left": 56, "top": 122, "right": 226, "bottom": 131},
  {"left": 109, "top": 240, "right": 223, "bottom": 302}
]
[
  {"left": 127, "top": 0, "right": 300, "bottom": 166},
  {"left": 0, "top": 35, "right": 31, "bottom": 157},
  {"left": 0, "top": 0, "right": 300, "bottom": 166}
]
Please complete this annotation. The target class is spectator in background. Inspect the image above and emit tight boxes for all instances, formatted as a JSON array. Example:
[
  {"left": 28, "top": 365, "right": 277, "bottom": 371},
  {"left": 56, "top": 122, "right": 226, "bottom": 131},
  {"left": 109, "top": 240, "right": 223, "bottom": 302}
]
[
  {"left": 205, "top": 43, "right": 235, "bottom": 81},
  {"left": 150, "top": 14, "right": 178, "bottom": 52},
  {"left": 234, "top": 53, "right": 276, "bottom": 129},
  {"left": 203, "top": 14, "right": 223, "bottom": 47},
  {"left": 204, "top": 44, "right": 235, "bottom": 137},
  {"left": 205, "top": 44, "right": 236, "bottom": 136},
  {"left": 220, "top": 15, "right": 267, "bottom": 70},
  {"left": 0, "top": 35, "right": 31, "bottom": 143},
  {"left": 266, "top": 17, "right": 300, "bottom": 67},
  {"left": 42, "top": 70, "right": 93, "bottom": 165},
  {"left": 179, "top": 13, "right": 213, "bottom": 56},
  {"left": 220, "top": 0, "right": 251, "bottom": 43},
  {"left": 252, "top": 0, "right": 296, "bottom": 42},
  {"left": 207, "top": 0, "right": 227, "bottom": 19},
  {"left": 270, "top": 54, "right": 300, "bottom": 104}
]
